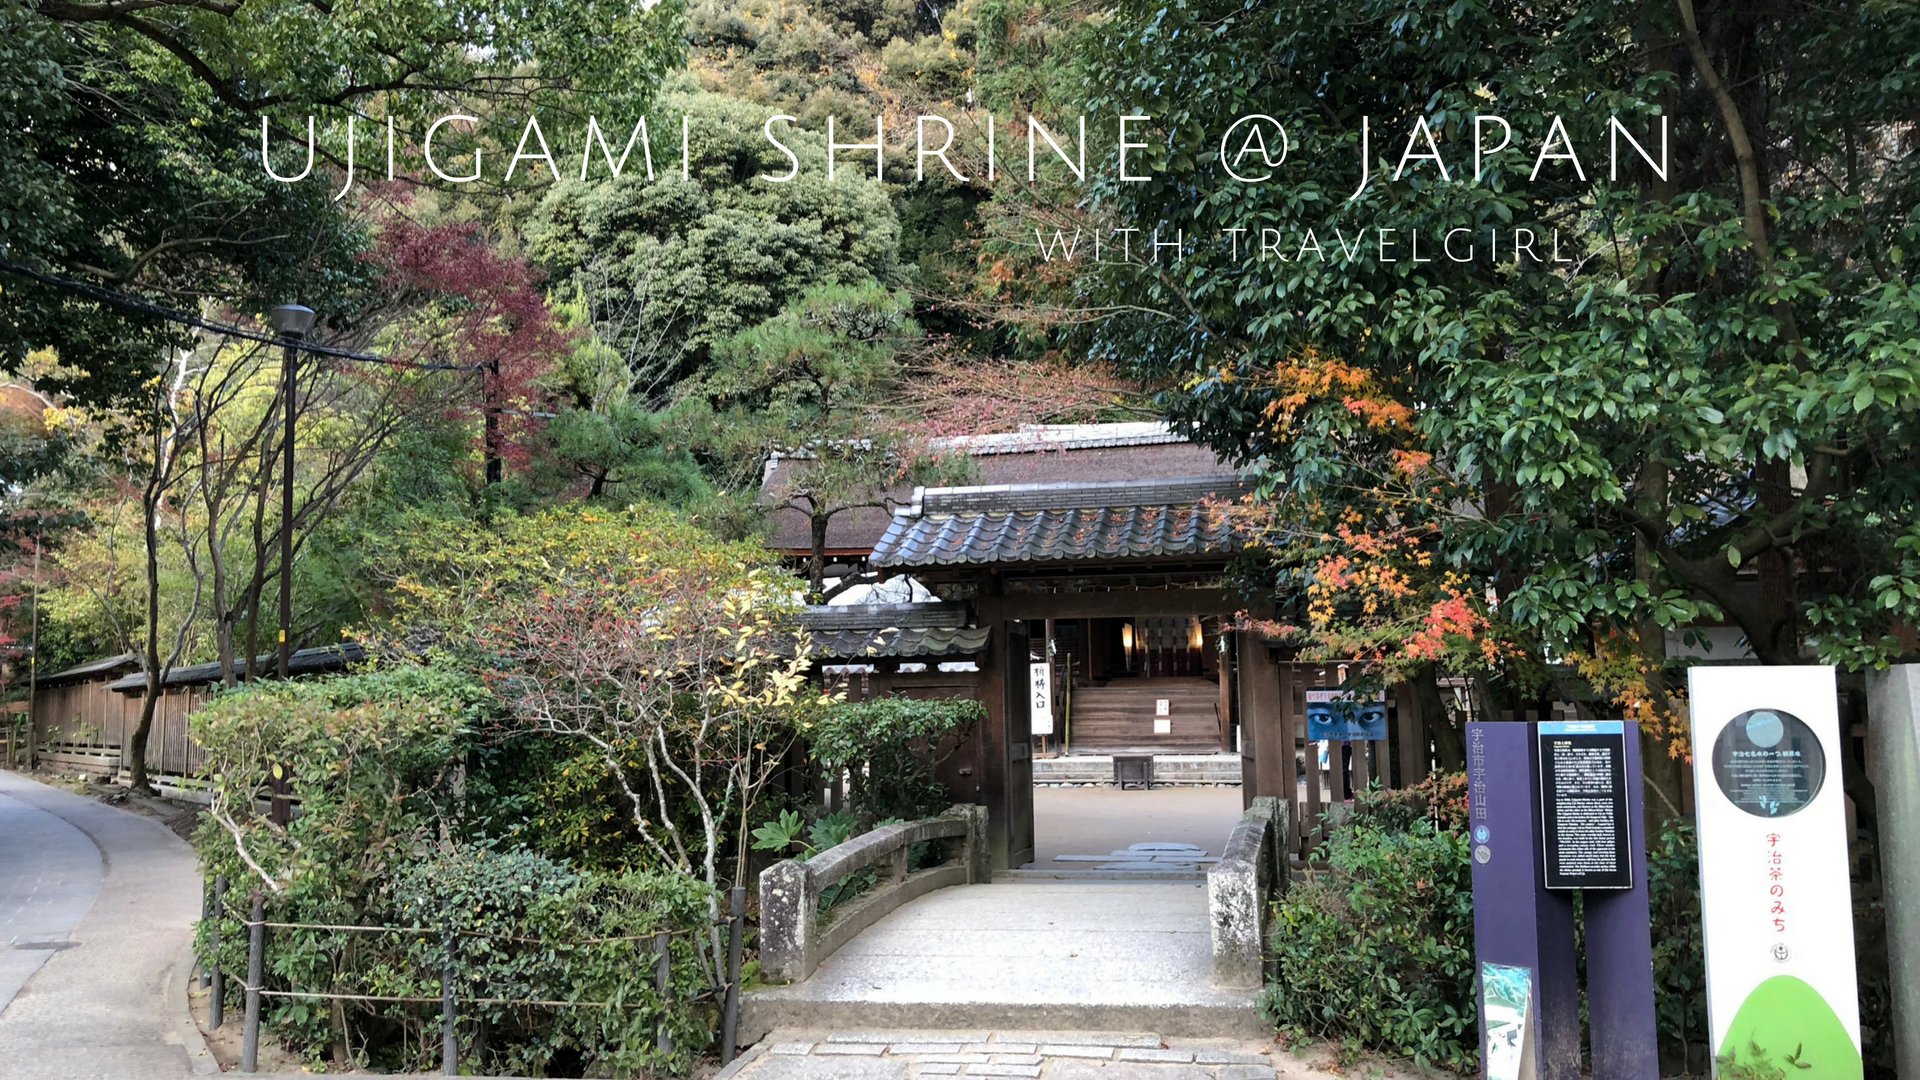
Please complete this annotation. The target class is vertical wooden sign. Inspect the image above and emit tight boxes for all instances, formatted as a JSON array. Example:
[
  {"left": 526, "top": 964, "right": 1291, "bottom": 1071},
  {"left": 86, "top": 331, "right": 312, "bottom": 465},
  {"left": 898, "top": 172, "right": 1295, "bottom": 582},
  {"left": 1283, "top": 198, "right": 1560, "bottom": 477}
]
[{"left": 1688, "top": 666, "right": 1862, "bottom": 1079}]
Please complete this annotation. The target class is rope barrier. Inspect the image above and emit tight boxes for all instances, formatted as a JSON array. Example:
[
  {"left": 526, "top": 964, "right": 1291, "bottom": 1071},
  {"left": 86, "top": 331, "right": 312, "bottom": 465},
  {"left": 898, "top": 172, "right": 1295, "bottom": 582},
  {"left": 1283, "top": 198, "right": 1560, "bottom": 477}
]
[{"left": 234, "top": 983, "right": 724, "bottom": 1010}]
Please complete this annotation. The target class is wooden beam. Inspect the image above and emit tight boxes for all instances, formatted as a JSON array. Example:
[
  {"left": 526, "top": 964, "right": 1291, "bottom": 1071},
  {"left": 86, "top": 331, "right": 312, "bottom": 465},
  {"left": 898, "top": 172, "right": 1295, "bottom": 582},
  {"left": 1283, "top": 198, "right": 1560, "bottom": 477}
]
[{"left": 1000, "top": 588, "right": 1239, "bottom": 620}]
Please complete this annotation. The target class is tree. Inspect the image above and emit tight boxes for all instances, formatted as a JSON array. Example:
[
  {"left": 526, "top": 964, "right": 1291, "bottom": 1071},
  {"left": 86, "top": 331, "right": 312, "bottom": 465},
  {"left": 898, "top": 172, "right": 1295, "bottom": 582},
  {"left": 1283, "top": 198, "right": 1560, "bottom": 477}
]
[
  {"left": 0, "top": 0, "right": 683, "bottom": 411},
  {"left": 689, "top": 281, "right": 966, "bottom": 597},
  {"left": 376, "top": 505, "right": 829, "bottom": 977},
  {"left": 357, "top": 212, "right": 572, "bottom": 492},
  {"left": 1061, "top": 0, "right": 1920, "bottom": 790},
  {"left": 522, "top": 85, "right": 903, "bottom": 382}
]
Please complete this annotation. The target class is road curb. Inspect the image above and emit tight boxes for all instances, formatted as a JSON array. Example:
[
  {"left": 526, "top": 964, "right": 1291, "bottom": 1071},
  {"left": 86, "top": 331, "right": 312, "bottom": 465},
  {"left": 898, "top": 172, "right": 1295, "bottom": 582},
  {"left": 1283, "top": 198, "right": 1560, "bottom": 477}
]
[
  {"left": 169, "top": 932, "right": 221, "bottom": 1074},
  {"left": 711, "top": 1040, "right": 767, "bottom": 1080}
]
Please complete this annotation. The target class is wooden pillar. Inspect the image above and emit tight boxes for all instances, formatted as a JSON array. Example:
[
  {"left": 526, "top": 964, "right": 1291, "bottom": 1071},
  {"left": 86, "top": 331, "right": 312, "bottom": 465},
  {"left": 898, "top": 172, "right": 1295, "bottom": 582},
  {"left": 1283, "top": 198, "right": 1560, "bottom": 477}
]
[
  {"left": 976, "top": 590, "right": 1010, "bottom": 869},
  {"left": 1275, "top": 659, "right": 1297, "bottom": 838},
  {"left": 1394, "top": 681, "right": 1428, "bottom": 787},
  {"left": 973, "top": 587, "right": 1035, "bottom": 871},
  {"left": 1217, "top": 628, "right": 1234, "bottom": 753},
  {"left": 1236, "top": 634, "right": 1290, "bottom": 816}
]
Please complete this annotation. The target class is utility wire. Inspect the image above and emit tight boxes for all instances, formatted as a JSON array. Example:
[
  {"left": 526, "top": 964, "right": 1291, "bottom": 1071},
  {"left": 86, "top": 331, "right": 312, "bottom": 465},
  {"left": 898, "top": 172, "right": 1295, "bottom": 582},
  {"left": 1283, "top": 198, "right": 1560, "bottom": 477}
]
[{"left": 0, "top": 256, "right": 487, "bottom": 373}]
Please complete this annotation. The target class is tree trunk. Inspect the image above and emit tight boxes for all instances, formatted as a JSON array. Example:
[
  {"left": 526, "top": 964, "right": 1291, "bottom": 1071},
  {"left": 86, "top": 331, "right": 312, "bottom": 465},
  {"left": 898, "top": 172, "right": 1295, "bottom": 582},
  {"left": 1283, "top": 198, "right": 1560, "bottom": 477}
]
[
  {"left": 1632, "top": 466, "right": 1689, "bottom": 827},
  {"left": 131, "top": 465, "right": 164, "bottom": 795},
  {"left": 807, "top": 513, "right": 829, "bottom": 601}
]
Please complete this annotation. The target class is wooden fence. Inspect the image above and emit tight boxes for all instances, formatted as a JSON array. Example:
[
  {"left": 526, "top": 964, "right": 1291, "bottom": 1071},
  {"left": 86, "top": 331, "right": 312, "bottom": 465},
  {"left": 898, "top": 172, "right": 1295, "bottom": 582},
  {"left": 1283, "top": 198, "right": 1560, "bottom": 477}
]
[{"left": 29, "top": 675, "right": 212, "bottom": 782}]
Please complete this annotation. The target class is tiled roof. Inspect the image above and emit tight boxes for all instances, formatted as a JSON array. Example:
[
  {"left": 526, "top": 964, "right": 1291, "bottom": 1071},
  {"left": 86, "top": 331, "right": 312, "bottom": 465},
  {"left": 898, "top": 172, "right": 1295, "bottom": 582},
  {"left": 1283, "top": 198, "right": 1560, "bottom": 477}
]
[
  {"left": 799, "top": 602, "right": 969, "bottom": 630},
  {"left": 934, "top": 422, "right": 1188, "bottom": 455},
  {"left": 870, "top": 477, "right": 1251, "bottom": 569},
  {"left": 804, "top": 625, "right": 992, "bottom": 659},
  {"left": 760, "top": 424, "right": 1237, "bottom": 555},
  {"left": 796, "top": 602, "right": 988, "bottom": 658},
  {"left": 39, "top": 652, "right": 141, "bottom": 686},
  {"left": 108, "top": 643, "right": 366, "bottom": 692}
]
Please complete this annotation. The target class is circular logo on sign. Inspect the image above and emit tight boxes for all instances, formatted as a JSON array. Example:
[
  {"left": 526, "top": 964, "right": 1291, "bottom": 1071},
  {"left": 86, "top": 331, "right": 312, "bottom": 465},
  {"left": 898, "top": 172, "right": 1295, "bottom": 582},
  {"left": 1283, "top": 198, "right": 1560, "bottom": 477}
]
[
  {"left": 1711, "top": 708, "right": 1826, "bottom": 818},
  {"left": 1473, "top": 844, "right": 1492, "bottom": 864},
  {"left": 1771, "top": 942, "right": 1791, "bottom": 963},
  {"left": 1473, "top": 825, "right": 1491, "bottom": 844}
]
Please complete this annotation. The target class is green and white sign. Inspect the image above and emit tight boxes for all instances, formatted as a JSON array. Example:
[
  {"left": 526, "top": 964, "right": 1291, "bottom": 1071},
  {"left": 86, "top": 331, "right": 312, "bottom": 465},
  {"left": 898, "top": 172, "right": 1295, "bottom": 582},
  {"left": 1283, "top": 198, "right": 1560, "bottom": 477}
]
[{"left": 1688, "top": 665, "right": 1861, "bottom": 1079}]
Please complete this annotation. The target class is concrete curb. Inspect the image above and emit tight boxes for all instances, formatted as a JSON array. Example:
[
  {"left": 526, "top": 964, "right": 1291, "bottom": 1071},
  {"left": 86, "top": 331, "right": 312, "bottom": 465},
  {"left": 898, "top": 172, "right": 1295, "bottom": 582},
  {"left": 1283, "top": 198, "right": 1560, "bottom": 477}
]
[
  {"left": 169, "top": 939, "right": 221, "bottom": 1075},
  {"left": 711, "top": 1040, "right": 768, "bottom": 1080}
]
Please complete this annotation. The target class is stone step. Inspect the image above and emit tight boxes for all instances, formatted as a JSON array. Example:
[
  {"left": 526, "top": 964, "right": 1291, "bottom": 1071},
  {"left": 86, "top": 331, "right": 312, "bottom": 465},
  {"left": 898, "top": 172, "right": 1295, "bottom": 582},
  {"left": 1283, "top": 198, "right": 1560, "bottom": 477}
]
[
  {"left": 737, "top": 999, "right": 1273, "bottom": 1045},
  {"left": 1033, "top": 754, "right": 1242, "bottom": 785}
]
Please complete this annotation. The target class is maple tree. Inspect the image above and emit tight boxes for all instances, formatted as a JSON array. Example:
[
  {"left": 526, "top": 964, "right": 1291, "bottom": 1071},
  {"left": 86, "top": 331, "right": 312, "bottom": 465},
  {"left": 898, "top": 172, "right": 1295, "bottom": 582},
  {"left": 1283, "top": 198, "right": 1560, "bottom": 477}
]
[{"left": 375, "top": 504, "right": 831, "bottom": 976}]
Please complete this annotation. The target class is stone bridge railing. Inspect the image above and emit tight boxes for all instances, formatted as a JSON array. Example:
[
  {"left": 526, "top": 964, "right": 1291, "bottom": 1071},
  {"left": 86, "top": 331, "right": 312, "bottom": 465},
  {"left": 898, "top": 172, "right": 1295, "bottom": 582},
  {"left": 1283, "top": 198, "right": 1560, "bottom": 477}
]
[
  {"left": 758, "top": 804, "right": 989, "bottom": 984},
  {"left": 1207, "top": 795, "right": 1293, "bottom": 989}
]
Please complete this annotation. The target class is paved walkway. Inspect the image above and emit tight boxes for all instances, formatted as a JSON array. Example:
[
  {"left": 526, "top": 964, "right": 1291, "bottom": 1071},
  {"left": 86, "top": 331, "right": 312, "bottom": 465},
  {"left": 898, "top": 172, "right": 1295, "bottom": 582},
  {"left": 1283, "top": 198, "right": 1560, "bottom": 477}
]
[
  {"left": 721, "top": 1029, "right": 1361, "bottom": 1080},
  {"left": 0, "top": 771, "right": 208, "bottom": 1080},
  {"left": 743, "top": 881, "right": 1261, "bottom": 1041},
  {"left": 1031, "top": 787, "right": 1242, "bottom": 869}
]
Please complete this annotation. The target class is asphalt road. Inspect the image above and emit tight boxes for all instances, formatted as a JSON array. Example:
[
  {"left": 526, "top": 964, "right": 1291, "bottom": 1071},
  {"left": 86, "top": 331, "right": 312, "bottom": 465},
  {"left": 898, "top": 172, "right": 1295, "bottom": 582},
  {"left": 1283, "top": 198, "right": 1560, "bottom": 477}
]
[{"left": 0, "top": 770, "right": 207, "bottom": 1080}]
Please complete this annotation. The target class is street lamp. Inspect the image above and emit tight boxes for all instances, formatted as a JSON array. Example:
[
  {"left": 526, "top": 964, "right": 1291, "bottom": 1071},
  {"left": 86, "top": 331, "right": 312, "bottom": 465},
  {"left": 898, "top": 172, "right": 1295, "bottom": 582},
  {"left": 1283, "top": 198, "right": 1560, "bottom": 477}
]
[{"left": 267, "top": 305, "right": 315, "bottom": 682}]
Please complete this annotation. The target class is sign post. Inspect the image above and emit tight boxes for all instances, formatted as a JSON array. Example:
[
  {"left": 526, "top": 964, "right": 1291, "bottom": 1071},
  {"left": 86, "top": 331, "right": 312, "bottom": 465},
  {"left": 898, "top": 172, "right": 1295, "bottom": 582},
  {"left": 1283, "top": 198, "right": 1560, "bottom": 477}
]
[
  {"left": 1574, "top": 718, "right": 1666, "bottom": 1068},
  {"left": 1466, "top": 721, "right": 1580, "bottom": 1080},
  {"left": 1469, "top": 719, "right": 1659, "bottom": 1079},
  {"left": 1688, "top": 666, "right": 1862, "bottom": 1079}
]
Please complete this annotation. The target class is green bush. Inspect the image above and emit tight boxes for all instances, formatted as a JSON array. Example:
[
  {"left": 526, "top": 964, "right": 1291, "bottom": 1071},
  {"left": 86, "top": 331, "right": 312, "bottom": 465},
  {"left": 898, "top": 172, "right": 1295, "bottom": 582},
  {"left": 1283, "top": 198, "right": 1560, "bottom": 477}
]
[
  {"left": 1351, "top": 772, "right": 1470, "bottom": 833},
  {"left": 392, "top": 845, "right": 718, "bottom": 1078},
  {"left": 805, "top": 696, "right": 983, "bottom": 823},
  {"left": 191, "top": 665, "right": 723, "bottom": 1076},
  {"left": 1646, "top": 821, "right": 1709, "bottom": 1074},
  {"left": 1261, "top": 817, "right": 1477, "bottom": 1071}
]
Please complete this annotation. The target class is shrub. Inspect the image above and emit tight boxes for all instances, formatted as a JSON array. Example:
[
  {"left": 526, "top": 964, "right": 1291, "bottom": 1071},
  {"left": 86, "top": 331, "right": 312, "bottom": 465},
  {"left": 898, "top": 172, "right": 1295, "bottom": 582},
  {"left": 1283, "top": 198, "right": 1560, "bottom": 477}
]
[
  {"left": 805, "top": 696, "right": 983, "bottom": 823},
  {"left": 1262, "top": 818, "right": 1477, "bottom": 1071},
  {"left": 191, "top": 665, "right": 723, "bottom": 1076},
  {"left": 393, "top": 845, "right": 718, "bottom": 1078},
  {"left": 1646, "top": 821, "right": 1709, "bottom": 1074},
  {"left": 1351, "top": 772, "right": 1469, "bottom": 833}
]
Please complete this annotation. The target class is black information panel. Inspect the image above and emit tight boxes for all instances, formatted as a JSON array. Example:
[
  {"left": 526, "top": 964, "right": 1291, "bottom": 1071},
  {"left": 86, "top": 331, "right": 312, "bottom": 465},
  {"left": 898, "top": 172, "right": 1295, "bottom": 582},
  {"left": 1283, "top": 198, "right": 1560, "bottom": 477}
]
[{"left": 1536, "top": 720, "right": 1633, "bottom": 890}]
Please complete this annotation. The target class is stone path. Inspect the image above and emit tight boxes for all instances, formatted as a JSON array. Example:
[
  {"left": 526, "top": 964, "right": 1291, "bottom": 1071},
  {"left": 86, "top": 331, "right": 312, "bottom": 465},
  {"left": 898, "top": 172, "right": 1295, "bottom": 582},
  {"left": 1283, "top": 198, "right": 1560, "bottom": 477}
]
[
  {"left": 1049, "top": 843, "right": 1218, "bottom": 872},
  {"left": 742, "top": 881, "right": 1261, "bottom": 1041},
  {"left": 721, "top": 1029, "right": 1353, "bottom": 1080},
  {"left": 0, "top": 770, "right": 209, "bottom": 1080},
  {"left": 1031, "top": 787, "right": 1242, "bottom": 869}
]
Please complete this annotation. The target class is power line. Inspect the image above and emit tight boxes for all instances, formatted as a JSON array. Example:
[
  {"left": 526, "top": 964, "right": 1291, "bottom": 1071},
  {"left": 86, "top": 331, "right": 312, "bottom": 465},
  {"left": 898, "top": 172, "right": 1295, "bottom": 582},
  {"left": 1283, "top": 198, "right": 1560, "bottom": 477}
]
[{"left": 0, "top": 256, "right": 487, "bottom": 373}]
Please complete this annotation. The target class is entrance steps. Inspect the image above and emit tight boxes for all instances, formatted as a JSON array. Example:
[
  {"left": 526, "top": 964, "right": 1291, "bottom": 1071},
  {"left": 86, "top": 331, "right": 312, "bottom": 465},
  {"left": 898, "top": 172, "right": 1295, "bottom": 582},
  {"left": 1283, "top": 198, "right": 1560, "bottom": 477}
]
[
  {"left": 739, "top": 881, "right": 1266, "bottom": 1042},
  {"left": 1066, "top": 678, "right": 1224, "bottom": 753},
  {"left": 1033, "top": 752, "right": 1242, "bottom": 786}
]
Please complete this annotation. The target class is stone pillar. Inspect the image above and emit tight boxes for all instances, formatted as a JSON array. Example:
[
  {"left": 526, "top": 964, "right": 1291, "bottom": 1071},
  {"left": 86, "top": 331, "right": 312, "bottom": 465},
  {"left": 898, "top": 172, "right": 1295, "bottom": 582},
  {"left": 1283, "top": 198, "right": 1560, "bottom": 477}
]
[
  {"left": 1207, "top": 796, "right": 1281, "bottom": 989},
  {"left": 940, "top": 802, "right": 990, "bottom": 884},
  {"left": 757, "top": 859, "right": 811, "bottom": 984},
  {"left": 1867, "top": 665, "right": 1920, "bottom": 1079}
]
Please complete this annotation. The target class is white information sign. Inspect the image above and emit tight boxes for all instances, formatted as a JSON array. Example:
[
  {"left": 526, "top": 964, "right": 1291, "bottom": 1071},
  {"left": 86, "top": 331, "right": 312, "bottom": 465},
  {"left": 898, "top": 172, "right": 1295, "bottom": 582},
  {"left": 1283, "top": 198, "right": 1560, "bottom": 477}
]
[
  {"left": 1028, "top": 662, "right": 1053, "bottom": 736},
  {"left": 1688, "top": 665, "right": 1861, "bottom": 1078}
]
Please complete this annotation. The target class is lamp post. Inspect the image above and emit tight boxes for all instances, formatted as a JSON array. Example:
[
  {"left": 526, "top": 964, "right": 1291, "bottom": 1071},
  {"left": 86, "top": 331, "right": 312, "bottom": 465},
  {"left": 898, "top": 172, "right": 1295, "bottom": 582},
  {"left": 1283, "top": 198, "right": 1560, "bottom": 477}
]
[
  {"left": 266, "top": 305, "right": 313, "bottom": 829},
  {"left": 267, "top": 305, "right": 315, "bottom": 681}
]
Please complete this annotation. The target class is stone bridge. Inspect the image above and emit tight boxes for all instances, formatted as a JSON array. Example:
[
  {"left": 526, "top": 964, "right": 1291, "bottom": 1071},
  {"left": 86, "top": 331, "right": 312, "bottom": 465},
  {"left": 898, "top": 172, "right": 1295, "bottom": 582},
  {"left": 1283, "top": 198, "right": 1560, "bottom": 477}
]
[{"left": 743, "top": 801, "right": 1291, "bottom": 1045}]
